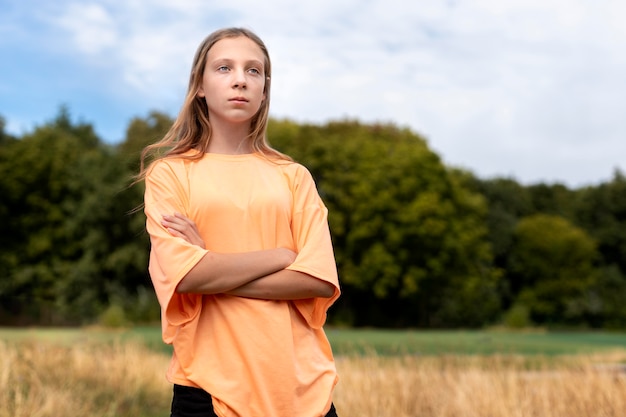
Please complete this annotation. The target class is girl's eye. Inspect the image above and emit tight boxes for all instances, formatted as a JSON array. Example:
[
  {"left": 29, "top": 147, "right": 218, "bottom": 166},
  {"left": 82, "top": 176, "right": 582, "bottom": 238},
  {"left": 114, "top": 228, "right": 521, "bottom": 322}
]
[
  {"left": 248, "top": 68, "right": 261, "bottom": 75},
  {"left": 217, "top": 66, "right": 230, "bottom": 72}
]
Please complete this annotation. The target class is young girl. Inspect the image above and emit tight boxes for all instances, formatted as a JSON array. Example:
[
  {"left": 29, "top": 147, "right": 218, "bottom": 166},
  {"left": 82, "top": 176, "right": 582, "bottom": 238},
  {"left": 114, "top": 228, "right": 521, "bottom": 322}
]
[{"left": 139, "top": 27, "right": 341, "bottom": 417}]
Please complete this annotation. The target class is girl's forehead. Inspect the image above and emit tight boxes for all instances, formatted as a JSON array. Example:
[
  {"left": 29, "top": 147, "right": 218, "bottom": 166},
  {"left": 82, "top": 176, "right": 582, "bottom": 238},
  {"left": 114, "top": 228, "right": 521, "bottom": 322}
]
[{"left": 208, "top": 36, "right": 265, "bottom": 62}]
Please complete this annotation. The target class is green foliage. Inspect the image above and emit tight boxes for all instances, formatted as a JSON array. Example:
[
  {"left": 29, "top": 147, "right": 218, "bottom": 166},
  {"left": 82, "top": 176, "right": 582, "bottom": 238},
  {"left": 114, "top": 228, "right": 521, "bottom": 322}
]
[
  {"left": 269, "top": 120, "right": 500, "bottom": 327},
  {"left": 467, "top": 177, "right": 533, "bottom": 262},
  {"left": 502, "top": 303, "right": 534, "bottom": 329},
  {"left": 507, "top": 214, "right": 599, "bottom": 324},
  {"left": 118, "top": 111, "right": 173, "bottom": 172},
  {"left": 574, "top": 170, "right": 626, "bottom": 274},
  {"left": 583, "top": 265, "right": 626, "bottom": 328},
  {"left": 0, "top": 116, "right": 16, "bottom": 145},
  {"left": 470, "top": 173, "right": 626, "bottom": 328},
  {"left": 1, "top": 108, "right": 624, "bottom": 329},
  {"left": 527, "top": 183, "right": 576, "bottom": 219},
  {"left": 98, "top": 304, "right": 128, "bottom": 328},
  {"left": 0, "top": 108, "right": 150, "bottom": 324}
]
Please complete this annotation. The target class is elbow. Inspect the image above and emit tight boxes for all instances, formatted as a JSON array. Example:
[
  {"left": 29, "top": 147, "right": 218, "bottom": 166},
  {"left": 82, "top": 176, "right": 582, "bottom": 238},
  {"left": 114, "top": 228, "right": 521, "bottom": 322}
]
[
  {"left": 176, "top": 272, "right": 222, "bottom": 295},
  {"left": 317, "top": 281, "right": 336, "bottom": 299},
  {"left": 176, "top": 272, "right": 203, "bottom": 294},
  {"left": 176, "top": 278, "right": 192, "bottom": 294}
]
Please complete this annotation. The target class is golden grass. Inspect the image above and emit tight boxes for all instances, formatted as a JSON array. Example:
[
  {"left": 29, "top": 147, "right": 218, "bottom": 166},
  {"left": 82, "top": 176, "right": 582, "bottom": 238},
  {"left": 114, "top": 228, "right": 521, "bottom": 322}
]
[
  {"left": 1, "top": 339, "right": 625, "bottom": 417},
  {"left": 0, "top": 340, "right": 171, "bottom": 417},
  {"left": 334, "top": 353, "right": 626, "bottom": 417}
]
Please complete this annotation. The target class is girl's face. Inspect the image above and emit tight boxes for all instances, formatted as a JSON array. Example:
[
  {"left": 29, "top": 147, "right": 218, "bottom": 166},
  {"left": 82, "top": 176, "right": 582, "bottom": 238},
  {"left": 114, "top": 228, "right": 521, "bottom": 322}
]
[{"left": 197, "top": 36, "right": 267, "bottom": 126}]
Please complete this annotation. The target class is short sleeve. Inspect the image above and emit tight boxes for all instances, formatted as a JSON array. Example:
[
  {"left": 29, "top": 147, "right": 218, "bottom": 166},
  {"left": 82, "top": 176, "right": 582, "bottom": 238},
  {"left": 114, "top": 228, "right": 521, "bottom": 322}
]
[
  {"left": 144, "top": 160, "right": 208, "bottom": 342},
  {"left": 285, "top": 166, "right": 340, "bottom": 329}
]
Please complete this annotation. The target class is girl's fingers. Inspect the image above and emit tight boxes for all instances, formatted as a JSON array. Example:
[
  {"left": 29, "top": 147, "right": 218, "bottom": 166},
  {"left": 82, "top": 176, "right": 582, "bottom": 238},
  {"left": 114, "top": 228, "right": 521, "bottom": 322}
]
[
  {"left": 162, "top": 213, "right": 205, "bottom": 248},
  {"left": 163, "top": 214, "right": 189, "bottom": 229},
  {"left": 173, "top": 212, "right": 190, "bottom": 221},
  {"left": 168, "top": 213, "right": 198, "bottom": 228},
  {"left": 166, "top": 227, "right": 183, "bottom": 238}
]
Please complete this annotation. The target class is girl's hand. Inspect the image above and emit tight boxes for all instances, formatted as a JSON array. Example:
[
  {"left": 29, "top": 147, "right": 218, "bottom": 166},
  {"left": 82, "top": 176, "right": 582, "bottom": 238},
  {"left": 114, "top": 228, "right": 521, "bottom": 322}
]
[{"left": 161, "top": 212, "right": 206, "bottom": 249}]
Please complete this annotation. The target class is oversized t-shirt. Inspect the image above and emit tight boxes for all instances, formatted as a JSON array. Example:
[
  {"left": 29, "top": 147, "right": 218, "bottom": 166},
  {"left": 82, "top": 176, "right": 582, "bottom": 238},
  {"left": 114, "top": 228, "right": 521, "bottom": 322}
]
[{"left": 144, "top": 151, "right": 340, "bottom": 417}]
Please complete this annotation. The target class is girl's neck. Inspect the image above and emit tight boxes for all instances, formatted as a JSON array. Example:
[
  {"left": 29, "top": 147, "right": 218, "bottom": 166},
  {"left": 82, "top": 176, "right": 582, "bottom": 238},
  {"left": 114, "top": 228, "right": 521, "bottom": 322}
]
[{"left": 206, "top": 120, "right": 253, "bottom": 155}]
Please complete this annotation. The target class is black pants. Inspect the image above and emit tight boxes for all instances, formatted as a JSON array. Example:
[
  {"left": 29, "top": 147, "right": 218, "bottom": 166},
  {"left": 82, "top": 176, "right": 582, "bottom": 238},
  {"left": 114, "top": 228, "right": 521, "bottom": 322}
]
[{"left": 171, "top": 384, "right": 339, "bottom": 417}]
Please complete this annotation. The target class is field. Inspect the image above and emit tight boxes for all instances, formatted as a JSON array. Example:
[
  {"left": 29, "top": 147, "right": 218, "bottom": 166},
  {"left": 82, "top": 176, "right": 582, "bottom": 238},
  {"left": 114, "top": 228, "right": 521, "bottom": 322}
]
[{"left": 1, "top": 326, "right": 626, "bottom": 417}]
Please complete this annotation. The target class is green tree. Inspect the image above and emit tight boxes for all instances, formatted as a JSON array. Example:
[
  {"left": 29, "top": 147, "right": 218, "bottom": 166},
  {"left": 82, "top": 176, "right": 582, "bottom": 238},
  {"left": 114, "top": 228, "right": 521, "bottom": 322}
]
[
  {"left": 571, "top": 170, "right": 626, "bottom": 327},
  {"left": 269, "top": 119, "right": 500, "bottom": 327},
  {"left": 507, "top": 214, "right": 599, "bottom": 325},
  {"left": 466, "top": 177, "right": 534, "bottom": 310},
  {"left": 0, "top": 108, "right": 152, "bottom": 324},
  {"left": 118, "top": 111, "right": 173, "bottom": 172},
  {"left": 574, "top": 170, "right": 626, "bottom": 275},
  {"left": 469, "top": 178, "right": 533, "bottom": 264},
  {"left": 586, "top": 265, "right": 626, "bottom": 328},
  {"left": 0, "top": 108, "right": 103, "bottom": 322},
  {"left": 527, "top": 183, "right": 576, "bottom": 219},
  {"left": 0, "top": 116, "right": 16, "bottom": 145}
]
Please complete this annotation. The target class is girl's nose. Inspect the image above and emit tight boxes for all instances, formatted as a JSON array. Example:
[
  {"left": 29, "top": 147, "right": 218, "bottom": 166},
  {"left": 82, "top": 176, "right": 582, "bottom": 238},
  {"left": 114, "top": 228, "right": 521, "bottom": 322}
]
[{"left": 233, "top": 70, "right": 247, "bottom": 88}]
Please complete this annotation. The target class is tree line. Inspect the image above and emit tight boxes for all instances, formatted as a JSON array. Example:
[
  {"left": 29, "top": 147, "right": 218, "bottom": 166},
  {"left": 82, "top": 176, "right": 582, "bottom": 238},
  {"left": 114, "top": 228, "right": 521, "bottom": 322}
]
[{"left": 1, "top": 108, "right": 624, "bottom": 329}]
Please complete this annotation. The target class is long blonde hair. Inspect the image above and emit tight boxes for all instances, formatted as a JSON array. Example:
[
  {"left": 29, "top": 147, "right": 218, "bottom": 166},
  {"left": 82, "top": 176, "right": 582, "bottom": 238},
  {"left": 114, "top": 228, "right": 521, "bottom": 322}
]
[{"left": 137, "top": 27, "right": 291, "bottom": 179}]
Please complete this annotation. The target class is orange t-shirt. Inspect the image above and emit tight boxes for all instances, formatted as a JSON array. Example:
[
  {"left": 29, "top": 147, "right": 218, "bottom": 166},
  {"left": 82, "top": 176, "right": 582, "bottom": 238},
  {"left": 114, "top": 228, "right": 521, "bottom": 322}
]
[{"left": 144, "top": 152, "right": 340, "bottom": 417}]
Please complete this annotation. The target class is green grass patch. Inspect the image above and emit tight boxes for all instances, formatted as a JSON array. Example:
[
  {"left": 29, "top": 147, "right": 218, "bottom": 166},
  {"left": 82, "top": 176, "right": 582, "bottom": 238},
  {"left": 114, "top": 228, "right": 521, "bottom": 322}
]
[
  {"left": 326, "top": 328, "right": 626, "bottom": 356},
  {"left": 0, "top": 326, "right": 172, "bottom": 355},
  {"left": 2, "top": 326, "right": 626, "bottom": 356}
]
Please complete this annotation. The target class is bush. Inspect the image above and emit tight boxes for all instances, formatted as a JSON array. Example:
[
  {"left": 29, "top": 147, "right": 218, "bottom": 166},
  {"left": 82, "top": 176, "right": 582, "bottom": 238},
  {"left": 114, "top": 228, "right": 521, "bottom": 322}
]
[
  {"left": 503, "top": 303, "right": 533, "bottom": 329},
  {"left": 98, "top": 304, "right": 128, "bottom": 328}
]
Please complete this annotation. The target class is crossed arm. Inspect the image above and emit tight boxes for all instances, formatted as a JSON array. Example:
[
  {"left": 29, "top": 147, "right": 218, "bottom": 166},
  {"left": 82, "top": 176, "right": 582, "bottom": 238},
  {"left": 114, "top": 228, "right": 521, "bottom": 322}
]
[{"left": 161, "top": 213, "right": 335, "bottom": 300}]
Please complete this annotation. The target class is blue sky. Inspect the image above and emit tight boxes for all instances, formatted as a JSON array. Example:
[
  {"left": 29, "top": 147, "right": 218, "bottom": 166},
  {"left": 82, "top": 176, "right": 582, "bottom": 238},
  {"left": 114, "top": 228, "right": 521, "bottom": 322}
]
[{"left": 1, "top": 0, "right": 625, "bottom": 187}]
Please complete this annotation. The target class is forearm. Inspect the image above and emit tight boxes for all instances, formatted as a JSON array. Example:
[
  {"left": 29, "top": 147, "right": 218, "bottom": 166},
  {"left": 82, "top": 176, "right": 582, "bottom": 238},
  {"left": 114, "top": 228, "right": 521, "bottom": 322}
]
[
  {"left": 176, "top": 248, "right": 294, "bottom": 294},
  {"left": 225, "top": 270, "right": 336, "bottom": 300}
]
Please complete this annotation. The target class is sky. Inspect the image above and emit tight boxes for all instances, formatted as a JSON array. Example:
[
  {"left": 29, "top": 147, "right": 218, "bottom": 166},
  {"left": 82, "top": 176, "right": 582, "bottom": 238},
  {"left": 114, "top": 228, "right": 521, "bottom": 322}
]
[{"left": 1, "top": 0, "right": 625, "bottom": 188}]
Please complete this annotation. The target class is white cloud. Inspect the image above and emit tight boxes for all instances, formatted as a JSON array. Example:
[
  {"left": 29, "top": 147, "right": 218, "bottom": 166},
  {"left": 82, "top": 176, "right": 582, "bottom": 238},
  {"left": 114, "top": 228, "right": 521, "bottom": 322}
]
[
  {"left": 52, "top": 3, "right": 118, "bottom": 54},
  {"left": 3, "top": 0, "right": 626, "bottom": 186}
]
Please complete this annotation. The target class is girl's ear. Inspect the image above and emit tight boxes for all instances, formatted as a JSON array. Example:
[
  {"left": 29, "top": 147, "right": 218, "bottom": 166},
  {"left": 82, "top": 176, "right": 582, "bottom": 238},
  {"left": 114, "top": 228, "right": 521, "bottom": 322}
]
[
  {"left": 263, "top": 76, "right": 270, "bottom": 98},
  {"left": 197, "top": 87, "right": 206, "bottom": 98}
]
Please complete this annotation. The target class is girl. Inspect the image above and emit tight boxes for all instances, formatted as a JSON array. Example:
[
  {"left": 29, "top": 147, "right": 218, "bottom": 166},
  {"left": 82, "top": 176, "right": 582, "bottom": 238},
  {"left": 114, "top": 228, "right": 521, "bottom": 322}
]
[{"left": 139, "top": 27, "right": 341, "bottom": 417}]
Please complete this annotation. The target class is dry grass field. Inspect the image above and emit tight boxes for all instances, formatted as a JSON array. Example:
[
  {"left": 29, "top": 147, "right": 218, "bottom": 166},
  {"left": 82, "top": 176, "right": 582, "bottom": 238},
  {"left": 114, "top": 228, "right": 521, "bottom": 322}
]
[
  {"left": 335, "top": 353, "right": 626, "bottom": 417},
  {"left": 1, "top": 337, "right": 625, "bottom": 417}
]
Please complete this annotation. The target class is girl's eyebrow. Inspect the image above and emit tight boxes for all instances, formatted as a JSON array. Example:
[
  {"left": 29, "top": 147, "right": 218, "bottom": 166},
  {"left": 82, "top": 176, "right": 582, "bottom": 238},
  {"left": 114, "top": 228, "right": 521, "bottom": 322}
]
[{"left": 211, "top": 58, "right": 264, "bottom": 67}]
